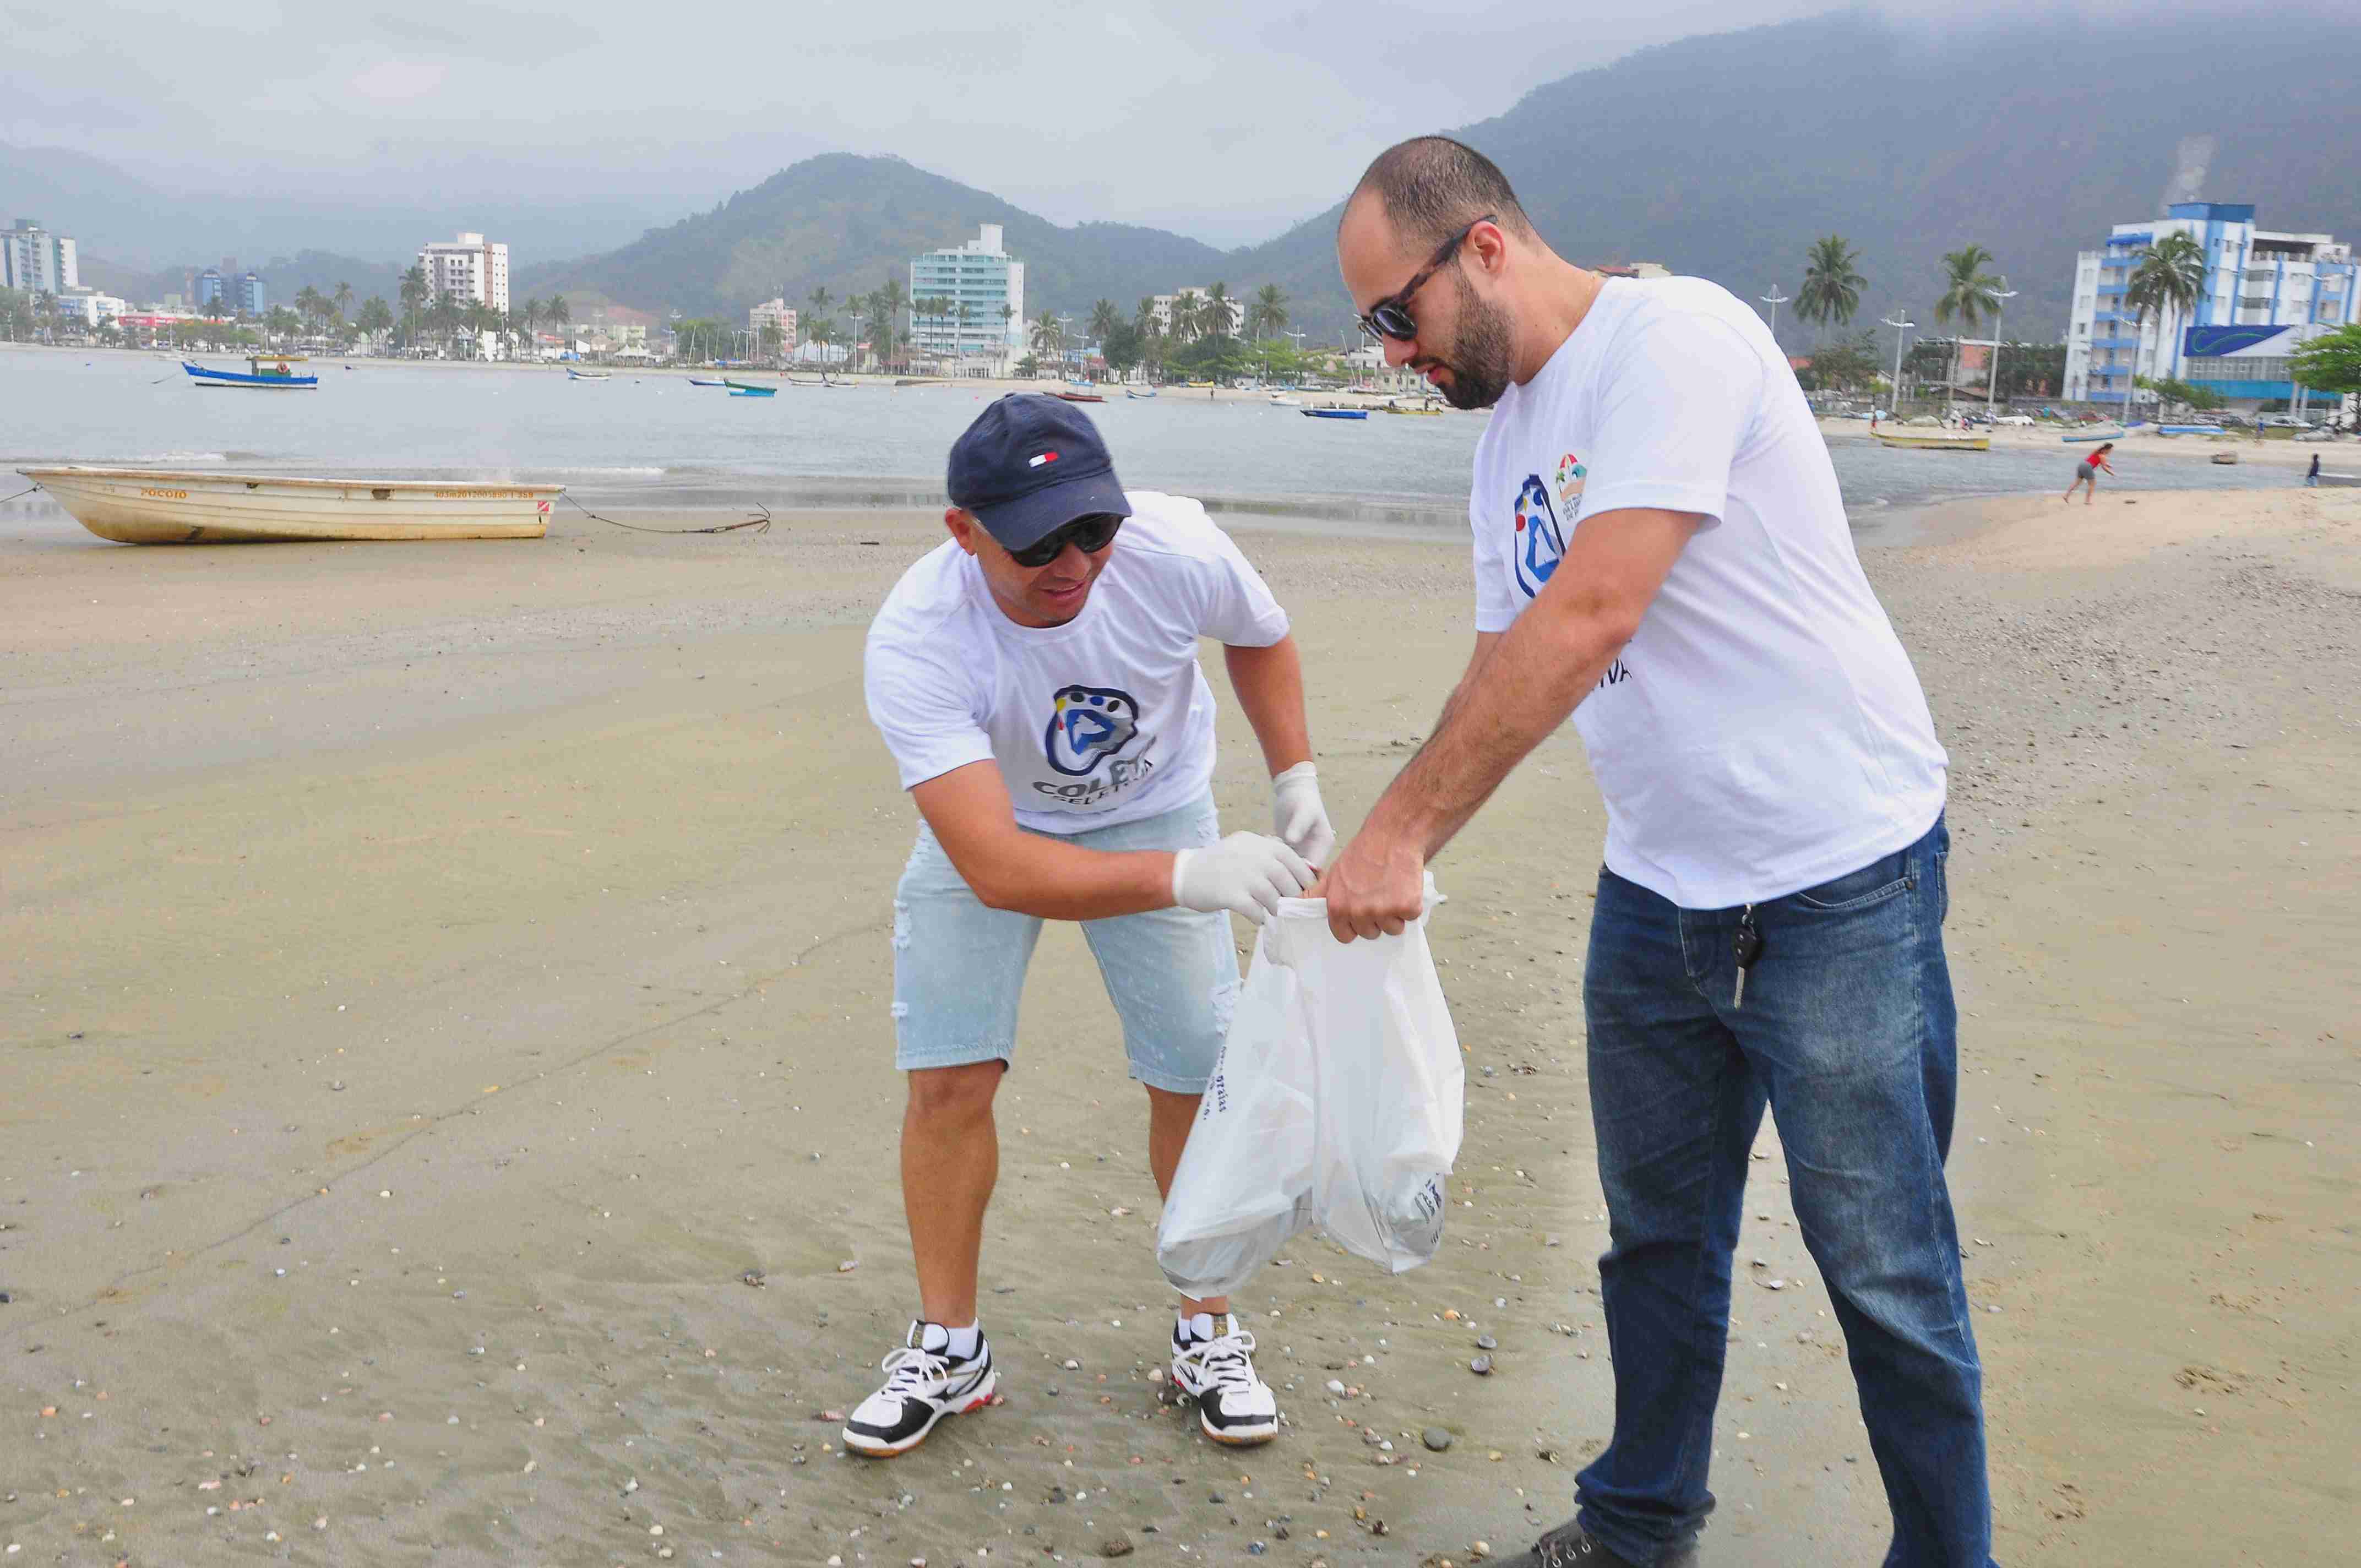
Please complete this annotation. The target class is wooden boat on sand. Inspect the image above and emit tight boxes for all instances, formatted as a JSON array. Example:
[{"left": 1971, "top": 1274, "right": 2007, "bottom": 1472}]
[
  {"left": 1875, "top": 431, "right": 1989, "bottom": 451},
  {"left": 19, "top": 466, "right": 559, "bottom": 544}
]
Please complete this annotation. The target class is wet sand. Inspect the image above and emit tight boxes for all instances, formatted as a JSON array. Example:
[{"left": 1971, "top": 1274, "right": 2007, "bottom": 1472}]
[{"left": 2, "top": 487, "right": 2355, "bottom": 1565}]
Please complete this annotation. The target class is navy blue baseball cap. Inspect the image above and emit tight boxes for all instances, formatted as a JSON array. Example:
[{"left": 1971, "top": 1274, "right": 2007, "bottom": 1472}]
[{"left": 946, "top": 394, "right": 1131, "bottom": 553}]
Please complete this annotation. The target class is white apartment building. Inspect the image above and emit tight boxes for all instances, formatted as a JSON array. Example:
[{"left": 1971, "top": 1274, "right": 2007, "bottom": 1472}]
[
  {"left": 2064, "top": 202, "right": 2357, "bottom": 411},
  {"left": 748, "top": 298, "right": 799, "bottom": 354},
  {"left": 1151, "top": 288, "right": 1246, "bottom": 337},
  {"left": 909, "top": 224, "right": 1025, "bottom": 365},
  {"left": 2, "top": 218, "right": 78, "bottom": 296},
  {"left": 417, "top": 232, "right": 511, "bottom": 314},
  {"left": 51, "top": 289, "right": 127, "bottom": 326}
]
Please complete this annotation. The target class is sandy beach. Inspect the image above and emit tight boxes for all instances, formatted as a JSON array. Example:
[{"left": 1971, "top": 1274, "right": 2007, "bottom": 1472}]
[{"left": 2, "top": 484, "right": 2355, "bottom": 1566}]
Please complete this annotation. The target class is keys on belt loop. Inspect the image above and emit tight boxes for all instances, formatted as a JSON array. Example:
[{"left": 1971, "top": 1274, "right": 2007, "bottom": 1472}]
[{"left": 1733, "top": 905, "right": 1762, "bottom": 1009}]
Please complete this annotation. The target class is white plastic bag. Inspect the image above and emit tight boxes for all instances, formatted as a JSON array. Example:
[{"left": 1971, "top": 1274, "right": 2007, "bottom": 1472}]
[{"left": 1156, "top": 885, "right": 1462, "bottom": 1299}]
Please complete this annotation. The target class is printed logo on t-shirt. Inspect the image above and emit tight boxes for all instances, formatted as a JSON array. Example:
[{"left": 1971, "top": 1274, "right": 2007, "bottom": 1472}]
[
  {"left": 1045, "top": 684, "right": 1144, "bottom": 775},
  {"left": 1038, "top": 684, "right": 1158, "bottom": 807},
  {"left": 1513, "top": 473, "right": 1568, "bottom": 598}
]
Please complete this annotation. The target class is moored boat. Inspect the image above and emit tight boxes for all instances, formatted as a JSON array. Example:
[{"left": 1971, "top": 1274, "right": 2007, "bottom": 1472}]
[
  {"left": 183, "top": 355, "right": 317, "bottom": 389},
  {"left": 18, "top": 466, "right": 559, "bottom": 544},
  {"left": 1053, "top": 390, "right": 1106, "bottom": 403},
  {"left": 1302, "top": 406, "right": 1369, "bottom": 421},
  {"left": 1126, "top": 386, "right": 1159, "bottom": 399},
  {"left": 688, "top": 377, "right": 727, "bottom": 387},
  {"left": 567, "top": 367, "right": 611, "bottom": 381},
  {"left": 1875, "top": 431, "right": 1989, "bottom": 451},
  {"left": 2063, "top": 429, "right": 2125, "bottom": 443},
  {"left": 727, "top": 385, "right": 776, "bottom": 397}
]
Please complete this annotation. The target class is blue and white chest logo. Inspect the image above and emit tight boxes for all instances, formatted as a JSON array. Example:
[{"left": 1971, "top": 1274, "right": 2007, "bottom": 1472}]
[
  {"left": 1045, "top": 685, "right": 1144, "bottom": 776},
  {"left": 1513, "top": 472, "right": 1570, "bottom": 598}
]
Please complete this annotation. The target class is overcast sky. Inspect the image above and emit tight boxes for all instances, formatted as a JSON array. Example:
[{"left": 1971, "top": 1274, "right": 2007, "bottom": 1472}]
[{"left": 4, "top": 0, "right": 1851, "bottom": 246}]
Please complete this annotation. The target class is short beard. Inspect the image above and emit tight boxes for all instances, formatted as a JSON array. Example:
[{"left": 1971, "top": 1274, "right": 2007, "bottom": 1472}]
[{"left": 1432, "top": 270, "right": 1515, "bottom": 410}]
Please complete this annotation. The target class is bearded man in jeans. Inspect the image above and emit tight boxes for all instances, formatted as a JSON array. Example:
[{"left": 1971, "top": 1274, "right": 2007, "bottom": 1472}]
[{"left": 1319, "top": 137, "right": 1994, "bottom": 1567}]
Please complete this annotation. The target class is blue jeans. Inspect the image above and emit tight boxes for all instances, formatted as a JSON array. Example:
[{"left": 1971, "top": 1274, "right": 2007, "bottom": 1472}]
[{"left": 1574, "top": 816, "right": 1993, "bottom": 1567}]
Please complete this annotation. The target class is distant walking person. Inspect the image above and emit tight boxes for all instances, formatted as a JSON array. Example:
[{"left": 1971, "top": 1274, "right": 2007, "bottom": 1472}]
[
  {"left": 2065, "top": 441, "right": 2114, "bottom": 504},
  {"left": 2306, "top": 452, "right": 2321, "bottom": 488},
  {"left": 1326, "top": 137, "right": 1991, "bottom": 1567}
]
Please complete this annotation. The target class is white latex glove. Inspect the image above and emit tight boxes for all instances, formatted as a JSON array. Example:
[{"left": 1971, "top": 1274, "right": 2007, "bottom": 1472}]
[
  {"left": 1171, "top": 832, "right": 1316, "bottom": 925},
  {"left": 1270, "top": 761, "right": 1336, "bottom": 869}
]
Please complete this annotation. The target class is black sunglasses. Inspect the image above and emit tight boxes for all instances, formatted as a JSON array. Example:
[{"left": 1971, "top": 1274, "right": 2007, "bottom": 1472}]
[
  {"left": 1008, "top": 511, "right": 1124, "bottom": 568},
  {"left": 1357, "top": 214, "right": 1495, "bottom": 343}
]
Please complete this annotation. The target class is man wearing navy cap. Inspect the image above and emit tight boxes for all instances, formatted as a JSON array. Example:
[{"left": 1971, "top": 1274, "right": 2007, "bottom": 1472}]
[{"left": 846, "top": 394, "right": 1333, "bottom": 1457}]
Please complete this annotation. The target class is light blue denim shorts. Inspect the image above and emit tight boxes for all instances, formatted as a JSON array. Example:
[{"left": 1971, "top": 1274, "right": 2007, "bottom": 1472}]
[{"left": 891, "top": 791, "right": 1239, "bottom": 1092}]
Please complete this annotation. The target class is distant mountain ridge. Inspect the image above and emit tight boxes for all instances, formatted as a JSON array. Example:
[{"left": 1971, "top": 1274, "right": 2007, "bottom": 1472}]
[
  {"left": 1227, "top": 8, "right": 2361, "bottom": 345},
  {"left": 511, "top": 154, "right": 1235, "bottom": 324}
]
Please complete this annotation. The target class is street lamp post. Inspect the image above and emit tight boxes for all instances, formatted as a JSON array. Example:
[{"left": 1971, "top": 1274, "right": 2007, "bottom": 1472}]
[
  {"left": 1883, "top": 310, "right": 1916, "bottom": 416},
  {"left": 1760, "top": 286, "right": 1791, "bottom": 348},
  {"left": 1985, "top": 278, "right": 2020, "bottom": 418}
]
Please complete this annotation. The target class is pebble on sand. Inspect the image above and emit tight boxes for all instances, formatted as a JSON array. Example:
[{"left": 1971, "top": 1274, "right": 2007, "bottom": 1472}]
[
  {"left": 1422, "top": 1429, "right": 1454, "bottom": 1452},
  {"left": 1470, "top": 1355, "right": 1493, "bottom": 1376},
  {"left": 1101, "top": 1537, "right": 1135, "bottom": 1558}
]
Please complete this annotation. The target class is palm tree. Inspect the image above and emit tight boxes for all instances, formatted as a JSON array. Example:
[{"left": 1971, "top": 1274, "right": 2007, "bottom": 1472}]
[
  {"left": 1029, "top": 315, "right": 1065, "bottom": 378},
  {"left": 333, "top": 281, "right": 353, "bottom": 327},
  {"left": 2124, "top": 231, "right": 2205, "bottom": 401},
  {"left": 545, "top": 293, "right": 571, "bottom": 356},
  {"left": 1200, "top": 282, "right": 1234, "bottom": 344},
  {"left": 1169, "top": 290, "right": 1204, "bottom": 345},
  {"left": 1250, "top": 284, "right": 1288, "bottom": 341},
  {"left": 997, "top": 302, "right": 1016, "bottom": 377},
  {"left": 294, "top": 286, "right": 325, "bottom": 339},
  {"left": 1087, "top": 298, "right": 1122, "bottom": 368},
  {"left": 518, "top": 296, "right": 541, "bottom": 357},
  {"left": 1795, "top": 236, "right": 1865, "bottom": 344},
  {"left": 357, "top": 296, "right": 393, "bottom": 354},
  {"left": 398, "top": 265, "right": 429, "bottom": 353},
  {"left": 878, "top": 278, "right": 909, "bottom": 371},
  {"left": 1934, "top": 245, "right": 2004, "bottom": 416}
]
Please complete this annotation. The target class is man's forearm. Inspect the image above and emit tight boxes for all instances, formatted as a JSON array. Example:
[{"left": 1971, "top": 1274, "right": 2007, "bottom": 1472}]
[
  {"left": 1223, "top": 636, "right": 1313, "bottom": 775},
  {"left": 972, "top": 841, "right": 1176, "bottom": 922},
  {"left": 1365, "top": 609, "right": 1626, "bottom": 860}
]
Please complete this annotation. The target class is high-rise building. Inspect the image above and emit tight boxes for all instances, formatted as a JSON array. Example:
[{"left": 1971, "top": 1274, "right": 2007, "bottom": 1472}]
[
  {"left": 1, "top": 218, "right": 78, "bottom": 296},
  {"left": 748, "top": 298, "right": 799, "bottom": 355},
  {"left": 196, "top": 268, "right": 225, "bottom": 310},
  {"left": 2064, "top": 202, "right": 2357, "bottom": 410},
  {"left": 235, "top": 271, "right": 266, "bottom": 317},
  {"left": 910, "top": 224, "right": 1025, "bottom": 364},
  {"left": 417, "top": 232, "right": 511, "bottom": 314}
]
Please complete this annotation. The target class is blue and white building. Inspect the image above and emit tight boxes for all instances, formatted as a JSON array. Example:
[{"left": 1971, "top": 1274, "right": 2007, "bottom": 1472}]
[
  {"left": 909, "top": 224, "right": 1025, "bottom": 369},
  {"left": 1, "top": 218, "right": 78, "bottom": 296},
  {"left": 2065, "top": 202, "right": 2357, "bottom": 412}
]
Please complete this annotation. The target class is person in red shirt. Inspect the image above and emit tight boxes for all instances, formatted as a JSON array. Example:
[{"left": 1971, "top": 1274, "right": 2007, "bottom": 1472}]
[{"left": 2064, "top": 441, "right": 2114, "bottom": 504}]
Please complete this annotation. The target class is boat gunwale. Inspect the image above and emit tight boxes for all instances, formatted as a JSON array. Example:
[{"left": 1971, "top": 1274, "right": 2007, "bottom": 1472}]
[{"left": 18, "top": 466, "right": 567, "bottom": 496}]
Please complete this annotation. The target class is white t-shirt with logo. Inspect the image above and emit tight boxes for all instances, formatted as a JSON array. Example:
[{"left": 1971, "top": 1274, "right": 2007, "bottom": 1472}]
[
  {"left": 1470, "top": 276, "right": 1947, "bottom": 908},
  {"left": 864, "top": 491, "right": 1289, "bottom": 834}
]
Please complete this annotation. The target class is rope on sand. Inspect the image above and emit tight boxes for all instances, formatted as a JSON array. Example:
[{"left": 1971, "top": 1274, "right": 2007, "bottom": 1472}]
[{"left": 561, "top": 492, "right": 772, "bottom": 536}]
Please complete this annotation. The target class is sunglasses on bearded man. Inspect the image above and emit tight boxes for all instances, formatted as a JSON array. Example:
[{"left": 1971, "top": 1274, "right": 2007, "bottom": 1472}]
[{"left": 1356, "top": 214, "right": 1497, "bottom": 343}]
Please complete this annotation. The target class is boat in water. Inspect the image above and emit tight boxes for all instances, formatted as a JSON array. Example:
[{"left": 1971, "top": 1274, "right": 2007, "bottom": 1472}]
[
  {"left": 1875, "top": 430, "right": 1989, "bottom": 451},
  {"left": 1382, "top": 400, "right": 1443, "bottom": 416},
  {"left": 567, "top": 367, "right": 611, "bottom": 381},
  {"left": 727, "top": 385, "right": 776, "bottom": 398},
  {"left": 1269, "top": 394, "right": 1302, "bottom": 407},
  {"left": 183, "top": 355, "right": 317, "bottom": 389},
  {"left": 1302, "top": 406, "right": 1369, "bottom": 421},
  {"left": 19, "top": 466, "right": 560, "bottom": 544},
  {"left": 1126, "top": 386, "right": 1159, "bottom": 400},
  {"left": 1054, "top": 390, "right": 1106, "bottom": 404},
  {"left": 688, "top": 377, "right": 727, "bottom": 387}
]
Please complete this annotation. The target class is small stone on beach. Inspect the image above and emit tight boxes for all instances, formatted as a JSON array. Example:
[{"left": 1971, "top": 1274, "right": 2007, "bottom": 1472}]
[{"left": 1423, "top": 1428, "right": 1454, "bottom": 1451}]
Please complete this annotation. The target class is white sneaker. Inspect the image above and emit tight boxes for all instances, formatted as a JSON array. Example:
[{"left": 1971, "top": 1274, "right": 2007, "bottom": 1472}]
[
  {"left": 841, "top": 1321, "right": 997, "bottom": 1458},
  {"left": 1170, "top": 1313, "right": 1279, "bottom": 1446}
]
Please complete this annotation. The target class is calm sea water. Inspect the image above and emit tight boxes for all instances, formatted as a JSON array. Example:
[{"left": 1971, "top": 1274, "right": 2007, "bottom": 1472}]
[{"left": 0, "top": 350, "right": 2298, "bottom": 543}]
